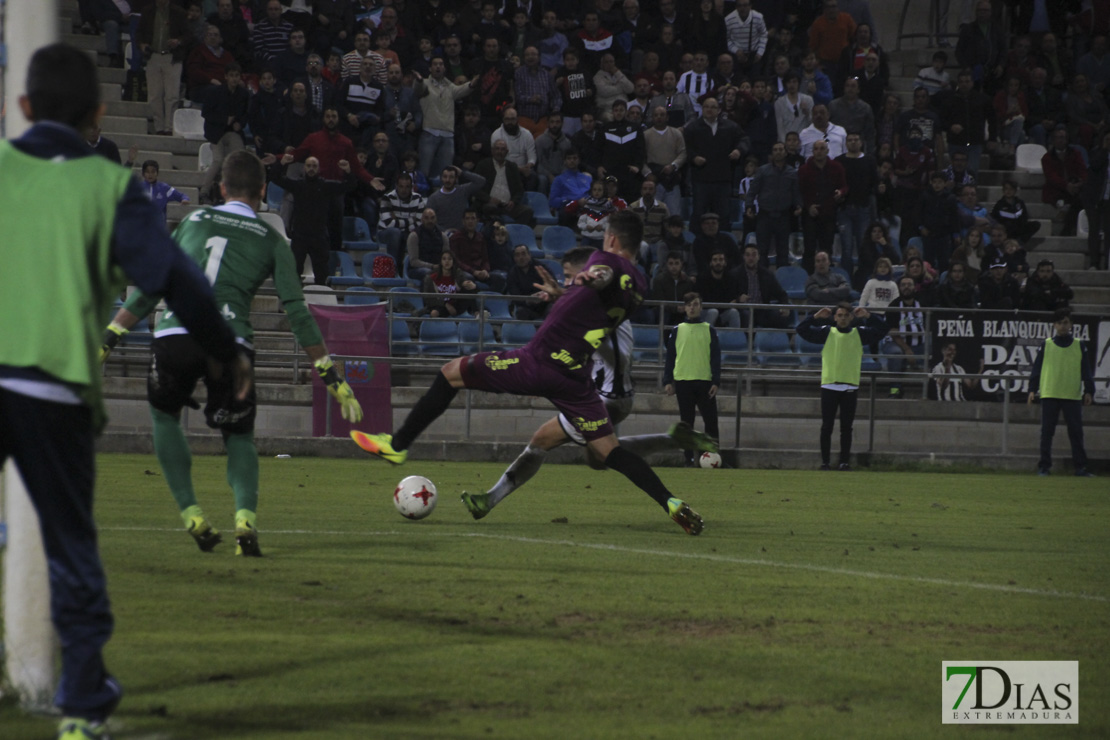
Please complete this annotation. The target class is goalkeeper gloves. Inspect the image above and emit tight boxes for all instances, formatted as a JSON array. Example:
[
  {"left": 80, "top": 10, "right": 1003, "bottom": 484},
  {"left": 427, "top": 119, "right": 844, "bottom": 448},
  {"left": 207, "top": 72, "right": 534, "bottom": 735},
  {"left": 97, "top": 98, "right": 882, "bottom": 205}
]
[
  {"left": 315, "top": 355, "right": 363, "bottom": 422},
  {"left": 99, "top": 323, "right": 128, "bottom": 364}
]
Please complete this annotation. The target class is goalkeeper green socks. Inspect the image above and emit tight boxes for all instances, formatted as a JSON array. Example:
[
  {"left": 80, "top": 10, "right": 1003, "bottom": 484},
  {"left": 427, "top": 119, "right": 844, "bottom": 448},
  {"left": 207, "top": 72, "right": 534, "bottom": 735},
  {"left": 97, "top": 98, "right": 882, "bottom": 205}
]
[
  {"left": 151, "top": 408, "right": 198, "bottom": 512},
  {"left": 225, "top": 432, "right": 259, "bottom": 515}
]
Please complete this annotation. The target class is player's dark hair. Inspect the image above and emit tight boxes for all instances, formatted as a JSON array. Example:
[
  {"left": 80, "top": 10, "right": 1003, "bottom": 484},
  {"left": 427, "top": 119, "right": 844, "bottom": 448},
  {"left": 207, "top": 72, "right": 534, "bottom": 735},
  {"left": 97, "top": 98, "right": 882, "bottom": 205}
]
[
  {"left": 1053, "top": 307, "right": 1072, "bottom": 322},
  {"left": 141, "top": 160, "right": 160, "bottom": 172},
  {"left": 26, "top": 44, "right": 101, "bottom": 129},
  {"left": 606, "top": 209, "right": 644, "bottom": 256},
  {"left": 666, "top": 251, "right": 684, "bottom": 262},
  {"left": 562, "top": 246, "right": 597, "bottom": 268},
  {"left": 221, "top": 150, "right": 265, "bottom": 199},
  {"left": 396, "top": 172, "right": 413, "bottom": 183},
  {"left": 836, "top": 301, "right": 852, "bottom": 312},
  {"left": 683, "top": 292, "right": 701, "bottom": 305},
  {"left": 665, "top": 214, "right": 684, "bottom": 228}
]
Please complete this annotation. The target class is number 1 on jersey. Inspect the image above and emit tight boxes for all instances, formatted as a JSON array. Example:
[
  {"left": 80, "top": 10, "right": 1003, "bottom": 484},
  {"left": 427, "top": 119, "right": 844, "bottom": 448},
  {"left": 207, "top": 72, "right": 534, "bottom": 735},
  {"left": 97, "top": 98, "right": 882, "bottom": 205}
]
[{"left": 203, "top": 236, "right": 228, "bottom": 285}]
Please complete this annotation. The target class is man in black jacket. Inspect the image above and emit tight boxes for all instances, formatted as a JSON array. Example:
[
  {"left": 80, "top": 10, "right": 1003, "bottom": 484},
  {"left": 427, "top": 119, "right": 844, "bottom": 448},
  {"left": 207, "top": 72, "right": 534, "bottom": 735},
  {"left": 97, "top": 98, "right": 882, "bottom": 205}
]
[
  {"left": 733, "top": 244, "right": 793, "bottom": 328},
  {"left": 505, "top": 243, "right": 548, "bottom": 320},
  {"left": 268, "top": 153, "right": 356, "bottom": 284},
  {"left": 598, "top": 99, "right": 646, "bottom": 202},
  {"left": 940, "top": 70, "right": 994, "bottom": 176},
  {"left": 684, "top": 96, "right": 747, "bottom": 224},
  {"left": 201, "top": 63, "right": 249, "bottom": 202}
]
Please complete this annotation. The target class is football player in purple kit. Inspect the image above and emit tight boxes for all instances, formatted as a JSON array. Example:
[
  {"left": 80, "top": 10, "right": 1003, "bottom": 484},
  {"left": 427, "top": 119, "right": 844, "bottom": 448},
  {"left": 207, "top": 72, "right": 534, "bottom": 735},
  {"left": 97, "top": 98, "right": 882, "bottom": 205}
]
[
  {"left": 352, "top": 210, "right": 706, "bottom": 534},
  {"left": 459, "top": 246, "right": 719, "bottom": 522}
]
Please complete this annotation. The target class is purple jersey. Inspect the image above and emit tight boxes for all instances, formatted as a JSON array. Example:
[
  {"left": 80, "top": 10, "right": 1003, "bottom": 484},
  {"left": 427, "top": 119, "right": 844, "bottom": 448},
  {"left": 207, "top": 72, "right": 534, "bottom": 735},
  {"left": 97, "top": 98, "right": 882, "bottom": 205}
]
[{"left": 527, "top": 250, "right": 646, "bottom": 376}]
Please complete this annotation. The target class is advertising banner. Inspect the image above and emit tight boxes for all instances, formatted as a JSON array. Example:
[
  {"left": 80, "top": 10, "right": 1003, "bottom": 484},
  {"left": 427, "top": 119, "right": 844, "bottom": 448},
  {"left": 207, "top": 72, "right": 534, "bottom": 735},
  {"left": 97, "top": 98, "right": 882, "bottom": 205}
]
[{"left": 926, "top": 311, "right": 1104, "bottom": 402}]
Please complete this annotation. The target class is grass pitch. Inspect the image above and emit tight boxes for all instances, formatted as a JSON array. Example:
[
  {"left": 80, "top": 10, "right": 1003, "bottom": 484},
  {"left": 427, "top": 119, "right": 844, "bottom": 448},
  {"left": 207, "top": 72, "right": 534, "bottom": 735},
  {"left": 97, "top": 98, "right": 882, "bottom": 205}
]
[{"left": 2, "top": 454, "right": 1108, "bottom": 739}]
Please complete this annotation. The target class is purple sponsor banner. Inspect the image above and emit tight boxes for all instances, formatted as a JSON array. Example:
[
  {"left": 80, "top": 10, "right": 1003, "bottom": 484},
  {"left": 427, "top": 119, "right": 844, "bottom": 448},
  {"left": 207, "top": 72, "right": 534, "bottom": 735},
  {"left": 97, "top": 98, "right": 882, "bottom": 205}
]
[{"left": 308, "top": 304, "right": 392, "bottom": 436}]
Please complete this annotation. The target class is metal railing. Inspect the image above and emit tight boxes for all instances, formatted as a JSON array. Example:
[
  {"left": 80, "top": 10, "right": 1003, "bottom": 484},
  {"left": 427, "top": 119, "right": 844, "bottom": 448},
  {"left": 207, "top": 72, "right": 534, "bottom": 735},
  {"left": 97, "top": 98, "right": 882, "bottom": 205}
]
[{"left": 105, "top": 292, "right": 1109, "bottom": 441}]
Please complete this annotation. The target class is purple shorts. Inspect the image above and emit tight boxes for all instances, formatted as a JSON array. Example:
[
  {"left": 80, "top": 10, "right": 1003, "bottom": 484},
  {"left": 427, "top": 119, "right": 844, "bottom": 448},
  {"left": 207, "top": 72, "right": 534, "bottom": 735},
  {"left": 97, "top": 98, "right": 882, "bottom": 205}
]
[{"left": 461, "top": 349, "right": 614, "bottom": 441}]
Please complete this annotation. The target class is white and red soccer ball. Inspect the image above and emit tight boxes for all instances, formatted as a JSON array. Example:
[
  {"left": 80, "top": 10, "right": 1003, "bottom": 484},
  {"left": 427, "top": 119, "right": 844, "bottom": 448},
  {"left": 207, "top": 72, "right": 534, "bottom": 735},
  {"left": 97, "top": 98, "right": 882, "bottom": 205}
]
[
  {"left": 699, "top": 452, "right": 722, "bottom": 469},
  {"left": 394, "top": 475, "right": 438, "bottom": 519}
]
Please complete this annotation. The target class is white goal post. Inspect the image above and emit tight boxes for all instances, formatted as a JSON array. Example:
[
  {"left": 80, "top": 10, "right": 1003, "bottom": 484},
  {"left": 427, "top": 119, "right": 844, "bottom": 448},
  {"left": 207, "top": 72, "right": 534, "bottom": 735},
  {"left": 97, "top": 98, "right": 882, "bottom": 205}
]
[{"left": 1, "top": 0, "right": 62, "bottom": 714}]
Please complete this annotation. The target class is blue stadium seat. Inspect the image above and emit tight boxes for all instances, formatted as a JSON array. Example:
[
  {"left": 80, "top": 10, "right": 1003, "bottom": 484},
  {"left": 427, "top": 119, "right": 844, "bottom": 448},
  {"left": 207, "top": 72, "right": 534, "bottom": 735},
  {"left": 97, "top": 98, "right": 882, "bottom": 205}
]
[
  {"left": 540, "top": 225, "right": 577, "bottom": 257},
  {"left": 418, "top": 319, "right": 460, "bottom": 356},
  {"left": 632, "top": 325, "right": 663, "bottom": 362},
  {"left": 717, "top": 329, "right": 749, "bottom": 363},
  {"left": 500, "top": 321, "right": 536, "bottom": 346},
  {"left": 388, "top": 286, "right": 423, "bottom": 315},
  {"left": 775, "top": 266, "right": 808, "bottom": 300},
  {"left": 265, "top": 181, "right": 284, "bottom": 212},
  {"left": 536, "top": 258, "right": 564, "bottom": 283},
  {"left": 729, "top": 199, "right": 745, "bottom": 231},
  {"left": 342, "top": 216, "right": 379, "bottom": 251},
  {"left": 795, "top": 335, "right": 824, "bottom": 366},
  {"left": 755, "top": 331, "right": 797, "bottom": 365},
  {"left": 506, "top": 223, "right": 537, "bottom": 250},
  {"left": 343, "top": 286, "right": 380, "bottom": 305},
  {"left": 477, "top": 291, "right": 512, "bottom": 319},
  {"left": 326, "top": 251, "right": 364, "bottom": 287},
  {"left": 458, "top": 318, "right": 496, "bottom": 353},
  {"left": 526, "top": 190, "right": 557, "bottom": 225},
  {"left": 390, "top": 318, "right": 414, "bottom": 355}
]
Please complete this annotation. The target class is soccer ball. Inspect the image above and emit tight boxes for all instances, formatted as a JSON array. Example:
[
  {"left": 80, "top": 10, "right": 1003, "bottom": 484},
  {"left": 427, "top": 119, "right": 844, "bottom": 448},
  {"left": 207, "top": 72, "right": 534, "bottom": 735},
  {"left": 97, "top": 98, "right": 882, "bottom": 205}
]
[
  {"left": 699, "top": 452, "right": 722, "bottom": 469},
  {"left": 393, "top": 475, "right": 438, "bottom": 520}
]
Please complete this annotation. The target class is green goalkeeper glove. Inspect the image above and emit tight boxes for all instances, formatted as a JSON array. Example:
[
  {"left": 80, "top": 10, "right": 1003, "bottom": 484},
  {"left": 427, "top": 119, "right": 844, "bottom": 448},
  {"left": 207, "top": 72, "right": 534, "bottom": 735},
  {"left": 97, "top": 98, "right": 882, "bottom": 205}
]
[
  {"left": 315, "top": 355, "right": 363, "bottom": 422},
  {"left": 99, "top": 323, "right": 128, "bottom": 364}
]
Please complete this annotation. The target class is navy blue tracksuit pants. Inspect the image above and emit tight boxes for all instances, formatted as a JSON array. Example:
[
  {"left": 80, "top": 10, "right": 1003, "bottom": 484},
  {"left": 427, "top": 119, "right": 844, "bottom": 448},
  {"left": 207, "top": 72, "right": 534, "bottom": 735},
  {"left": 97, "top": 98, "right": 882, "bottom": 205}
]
[{"left": 0, "top": 387, "right": 119, "bottom": 720}]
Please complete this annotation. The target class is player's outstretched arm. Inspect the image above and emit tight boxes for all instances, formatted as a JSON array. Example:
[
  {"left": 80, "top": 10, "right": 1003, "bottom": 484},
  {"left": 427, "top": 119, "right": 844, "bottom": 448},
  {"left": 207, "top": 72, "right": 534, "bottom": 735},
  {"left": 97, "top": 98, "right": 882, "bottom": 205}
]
[
  {"left": 575, "top": 264, "right": 614, "bottom": 290},
  {"left": 99, "top": 306, "right": 143, "bottom": 363},
  {"left": 305, "top": 343, "right": 364, "bottom": 423}
]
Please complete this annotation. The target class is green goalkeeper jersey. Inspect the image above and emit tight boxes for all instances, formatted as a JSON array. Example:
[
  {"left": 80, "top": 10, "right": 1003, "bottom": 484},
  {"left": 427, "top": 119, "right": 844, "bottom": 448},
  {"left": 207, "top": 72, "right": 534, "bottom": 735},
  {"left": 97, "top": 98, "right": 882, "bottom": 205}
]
[{"left": 124, "top": 203, "right": 323, "bottom": 349}]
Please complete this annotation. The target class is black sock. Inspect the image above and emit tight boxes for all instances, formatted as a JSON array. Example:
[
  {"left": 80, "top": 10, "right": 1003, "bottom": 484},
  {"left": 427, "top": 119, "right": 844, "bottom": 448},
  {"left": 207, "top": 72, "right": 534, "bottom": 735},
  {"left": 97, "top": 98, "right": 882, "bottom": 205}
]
[
  {"left": 605, "top": 446, "right": 672, "bottom": 510},
  {"left": 392, "top": 372, "right": 458, "bottom": 451}
]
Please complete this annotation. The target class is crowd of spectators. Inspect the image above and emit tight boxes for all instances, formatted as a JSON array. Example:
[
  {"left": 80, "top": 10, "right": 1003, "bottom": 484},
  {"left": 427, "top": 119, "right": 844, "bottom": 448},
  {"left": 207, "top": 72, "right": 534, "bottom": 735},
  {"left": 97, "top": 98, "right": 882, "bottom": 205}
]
[{"left": 88, "top": 0, "right": 1105, "bottom": 324}]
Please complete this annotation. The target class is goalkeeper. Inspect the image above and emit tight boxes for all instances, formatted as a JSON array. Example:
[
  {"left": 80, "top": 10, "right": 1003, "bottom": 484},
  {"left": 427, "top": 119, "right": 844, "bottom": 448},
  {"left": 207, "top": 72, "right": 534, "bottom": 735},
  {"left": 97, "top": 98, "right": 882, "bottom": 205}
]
[{"left": 103, "top": 150, "right": 362, "bottom": 557}]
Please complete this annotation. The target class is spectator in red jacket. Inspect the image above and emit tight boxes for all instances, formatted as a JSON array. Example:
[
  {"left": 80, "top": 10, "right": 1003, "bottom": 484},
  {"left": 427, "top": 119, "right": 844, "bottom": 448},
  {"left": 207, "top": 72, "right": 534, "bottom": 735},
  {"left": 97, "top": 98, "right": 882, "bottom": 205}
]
[
  {"left": 185, "top": 24, "right": 235, "bottom": 103},
  {"left": 1041, "top": 127, "right": 1088, "bottom": 236},
  {"left": 798, "top": 138, "right": 848, "bottom": 273}
]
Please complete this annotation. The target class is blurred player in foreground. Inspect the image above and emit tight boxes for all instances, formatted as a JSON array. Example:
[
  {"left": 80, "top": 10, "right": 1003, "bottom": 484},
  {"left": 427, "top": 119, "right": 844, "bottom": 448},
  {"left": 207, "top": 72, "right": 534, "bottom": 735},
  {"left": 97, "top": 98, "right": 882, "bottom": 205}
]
[
  {"left": 103, "top": 150, "right": 363, "bottom": 556},
  {"left": 0, "top": 43, "right": 247, "bottom": 740},
  {"left": 459, "top": 246, "right": 718, "bottom": 519},
  {"left": 353, "top": 210, "right": 707, "bottom": 534}
]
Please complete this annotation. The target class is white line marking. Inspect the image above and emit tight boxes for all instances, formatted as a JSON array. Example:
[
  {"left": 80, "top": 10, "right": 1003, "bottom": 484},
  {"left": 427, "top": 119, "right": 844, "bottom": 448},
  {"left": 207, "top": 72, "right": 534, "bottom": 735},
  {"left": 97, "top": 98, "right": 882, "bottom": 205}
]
[{"left": 101, "top": 526, "right": 1110, "bottom": 603}]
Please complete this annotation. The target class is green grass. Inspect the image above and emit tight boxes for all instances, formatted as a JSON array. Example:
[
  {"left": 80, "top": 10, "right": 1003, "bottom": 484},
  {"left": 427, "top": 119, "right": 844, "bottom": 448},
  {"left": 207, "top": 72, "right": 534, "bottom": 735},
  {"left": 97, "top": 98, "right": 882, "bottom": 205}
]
[{"left": 3, "top": 455, "right": 1108, "bottom": 739}]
